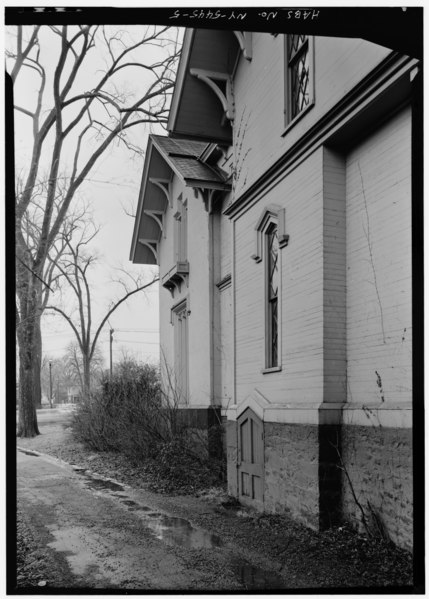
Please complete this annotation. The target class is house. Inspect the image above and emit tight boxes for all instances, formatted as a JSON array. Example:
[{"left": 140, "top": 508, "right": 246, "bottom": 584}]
[{"left": 130, "top": 27, "right": 419, "bottom": 549}]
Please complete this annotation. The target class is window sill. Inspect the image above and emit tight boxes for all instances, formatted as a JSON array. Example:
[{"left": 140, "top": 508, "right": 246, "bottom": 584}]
[
  {"left": 261, "top": 366, "right": 282, "bottom": 375},
  {"left": 281, "top": 101, "right": 314, "bottom": 137}
]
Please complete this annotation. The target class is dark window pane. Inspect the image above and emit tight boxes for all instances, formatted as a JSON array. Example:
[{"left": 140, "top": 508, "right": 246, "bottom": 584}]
[
  {"left": 288, "top": 35, "right": 310, "bottom": 120},
  {"left": 267, "top": 226, "right": 279, "bottom": 367}
]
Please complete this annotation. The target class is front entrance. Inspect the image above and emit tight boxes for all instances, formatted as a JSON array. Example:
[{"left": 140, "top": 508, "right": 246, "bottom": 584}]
[{"left": 237, "top": 408, "right": 264, "bottom": 509}]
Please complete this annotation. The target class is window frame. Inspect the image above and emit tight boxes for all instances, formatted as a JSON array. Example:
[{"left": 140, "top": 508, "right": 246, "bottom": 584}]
[
  {"left": 174, "top": 194, "right": 188, "bottom": 262},
  {"left": 171, "top": 298, "right": 189, "bottom": 404},
  {"left": 283, "top": 34, "right": 315, "bottom": 133},
  {"left": 262, "top": 217, "right": 282, "bottom": 374}
]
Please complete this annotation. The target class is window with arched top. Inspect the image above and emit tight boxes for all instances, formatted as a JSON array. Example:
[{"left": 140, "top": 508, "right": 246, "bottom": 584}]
[
  {"left": 174, "top": 194, "right": 188, "bottom": 262},
  {"left": 251, "top": 204, "right": 287, "bottom": 372},
  {"left": 266, "top": 223, "right": 279, "bottom": 369},
  {"left": 171, "top": 299, "right": 189, "bottom": 404}
]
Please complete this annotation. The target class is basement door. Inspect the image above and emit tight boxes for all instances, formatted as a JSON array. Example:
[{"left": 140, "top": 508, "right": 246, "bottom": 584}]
[{"left": 237, "top": 408, "right": 264, "bottom": 509}]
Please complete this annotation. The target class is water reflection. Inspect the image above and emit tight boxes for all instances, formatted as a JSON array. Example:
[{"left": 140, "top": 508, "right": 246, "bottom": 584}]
[
  {"left": 79, "top": 470, "right": 286, "bottom": 589},
  {"left": 142, "top": 513, "right": 224, "bottom": 549},
  {"left": 231, "top": 560, "right": 286, "bottom": 590}
]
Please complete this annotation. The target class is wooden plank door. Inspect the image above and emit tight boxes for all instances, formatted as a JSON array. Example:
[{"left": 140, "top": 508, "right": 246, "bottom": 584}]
[{"left": 237, "top": 408, "right": 264, "bottom": 509}]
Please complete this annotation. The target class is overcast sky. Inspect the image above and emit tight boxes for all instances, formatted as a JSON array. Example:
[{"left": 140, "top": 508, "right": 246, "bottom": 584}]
[{"left": 9, "top": 23, "right": 184, "bottom": 368}]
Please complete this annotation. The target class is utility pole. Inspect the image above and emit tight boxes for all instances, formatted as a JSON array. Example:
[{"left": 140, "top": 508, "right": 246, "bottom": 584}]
[
  {"left": 49, "top": 361, "right": 53, "bottom": 409},
  {"left": 110, "top": 329, "right": 114, "bottom": 379}
]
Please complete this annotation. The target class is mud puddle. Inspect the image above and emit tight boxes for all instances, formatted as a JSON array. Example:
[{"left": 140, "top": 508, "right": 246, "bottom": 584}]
[
  {"left": 83, "top": 476, "right": 124, "bottom": 493},
  {"left": 18, "top": 449, "right": 39, "bottom": 457},
  {"left": 230, "top": 560, "right": 286, "bottom": 590},
  {"left": 80, "top": 470, "right": 286, "bottom": 589}
]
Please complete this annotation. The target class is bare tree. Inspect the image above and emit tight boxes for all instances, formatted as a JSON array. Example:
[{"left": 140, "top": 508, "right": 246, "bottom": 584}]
[
  {"left": 62, "top": 342, "right": 105, "bottom": 396},
  {"left": 47, "top": 224, "right": 159, "bottom": 396},
  {"left": 9, "top": 25, "right": 179, "bottom": 436},
  {"left": 17, "top": 176, "right": 90, "bottom": 415}
]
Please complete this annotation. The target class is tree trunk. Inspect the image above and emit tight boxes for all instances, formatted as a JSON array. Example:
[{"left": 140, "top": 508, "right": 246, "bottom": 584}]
[
  {"left": 83, "top": 353, "right": 91, "bottom": 398},
  {"left": 17, "top": 319, "right": 40, "bottom": 437},
  {"left": 32, "top": 316, "right": 42, "bottom": 409},
  {"left": 16, "top": 267, "right": 41, "bottom": 437}
]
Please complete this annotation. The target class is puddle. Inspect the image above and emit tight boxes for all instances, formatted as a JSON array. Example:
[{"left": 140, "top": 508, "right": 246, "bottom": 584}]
[
  {"left": 140, "top": 513, "right": 224, "bottom": 549},
  {"left": 120, "top": 501, "right": 153, "bottom": 513},
  {"left": 230, "top": 560, "right": 286, "bottom": 590},
  {"left": 19, "top": 450, "right": 39, "bottom": 457},
  {"left": 78, "top": 471, "right": 285, "bottom": 588},
  {"left": 82, "top": 476, "right": 124, "bottom": 493}
]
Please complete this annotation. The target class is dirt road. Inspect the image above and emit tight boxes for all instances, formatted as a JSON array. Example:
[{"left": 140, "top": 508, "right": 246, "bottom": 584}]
[
  {"left": 17, "top": 447, "right": 286, "bottom": 591},
  {"left": 15, "top": 407, "right": 415, "bottom": 592}
]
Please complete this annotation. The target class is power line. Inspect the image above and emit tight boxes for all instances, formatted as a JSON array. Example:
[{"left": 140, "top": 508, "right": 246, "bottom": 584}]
[
  {"left": 114, "top": 339, "right": 159, "bottom": 345},
  {"left": 115, "top": 329, "right": 159, "bottom": 333}
]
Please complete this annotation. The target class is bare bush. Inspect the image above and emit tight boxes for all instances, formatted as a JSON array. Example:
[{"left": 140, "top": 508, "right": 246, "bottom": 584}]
[{"left": 71, "top": 356, "right": 226, "bottom": 493}]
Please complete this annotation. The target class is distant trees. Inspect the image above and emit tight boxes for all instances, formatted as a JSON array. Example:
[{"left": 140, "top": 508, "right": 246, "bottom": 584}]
[
  {"left": 41, "top": 343, "right": 105, "bottom": 404},
  {"left": 47, "top": 221, "right": 159, "bottom": 396},
  {"left": 9, "top": 25, "right": 179, "bottom": 436}
]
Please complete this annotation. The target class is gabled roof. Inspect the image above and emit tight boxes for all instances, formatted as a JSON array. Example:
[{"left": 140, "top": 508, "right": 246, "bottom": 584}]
[
  {"left": 130, "top": 134, "right": 230, "bottom": 266},
  {"left": 167, "top": 28, "right": 239, "bottom": 143}
]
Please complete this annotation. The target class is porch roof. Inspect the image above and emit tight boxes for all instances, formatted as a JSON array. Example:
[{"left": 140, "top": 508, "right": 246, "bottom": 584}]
[{"left": 130, "top": 134, "right": 230, "bottom": 266}]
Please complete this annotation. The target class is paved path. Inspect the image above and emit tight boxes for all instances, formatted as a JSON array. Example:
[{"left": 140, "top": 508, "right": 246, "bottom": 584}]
[{"left": 17, "top": 449, "right": 286, "bottom": 591}]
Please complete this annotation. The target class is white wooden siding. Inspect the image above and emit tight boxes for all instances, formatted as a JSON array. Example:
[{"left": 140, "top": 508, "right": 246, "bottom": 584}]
[
  {"left": 159, "top": 180, "right": 213, "bottom": 408},
  {"left": 345, "top": 106, "right": 412, "bottom": 407},
  {"left": 234, "top": 149, "right": 324, "bottom": 406},
  {"left": 232, "top": 33, "right": 391, "bottom": 198}
]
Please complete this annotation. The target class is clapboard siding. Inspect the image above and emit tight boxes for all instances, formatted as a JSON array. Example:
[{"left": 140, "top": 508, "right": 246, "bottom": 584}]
[
  {"left": 220, "top": 194, "right": 232, "bottom": 279},
  {"left": 158, "top": 179, "right": 213, "bottom": 407},
  {"left": 323, "top": 148, "right": 347, "bottom": 403},
  {"left": 159, "top": 177, "right": 185, "bottom": 373},
  {"left": 234, "top": 149, "right": 325, "bottom": 405},
  {"left": 232, "top": 34, "right": 391, "bottom": 197},
  {"left": 345, "top": 106, "right": 412, "bottom": 407}
]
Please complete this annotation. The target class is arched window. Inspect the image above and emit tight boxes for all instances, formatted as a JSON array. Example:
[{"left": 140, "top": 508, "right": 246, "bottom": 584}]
[
  {"left": 252, "top": 204, "right": 288, "bottom": 372},
  {"left": 266, "top": 223, "right": 279, "bottom": 368}
]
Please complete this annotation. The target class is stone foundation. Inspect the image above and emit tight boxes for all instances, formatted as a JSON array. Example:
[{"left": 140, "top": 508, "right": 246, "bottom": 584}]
[
  {"left": 264, "top": 422, "right": 320, "bottom": 529},
  {"left": 177, "top": 407, "right": 223, "bottom": 460},
  {"left": 226, "top": 419, "right": 239, "bottom": 496},
  {"left": 341, "top": 425, "right": 413, "bottom": 549},
  {"left": 226, "top": 418, "right": 413, "bottom": 549}
]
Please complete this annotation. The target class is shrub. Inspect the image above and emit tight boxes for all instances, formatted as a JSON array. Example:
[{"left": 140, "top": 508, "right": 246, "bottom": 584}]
[
  {"left": 71, "top": 357, "right": 226, "bottom": 493},
  {"left": 72, "top": 360, "right": 165, "bottom": 457}
]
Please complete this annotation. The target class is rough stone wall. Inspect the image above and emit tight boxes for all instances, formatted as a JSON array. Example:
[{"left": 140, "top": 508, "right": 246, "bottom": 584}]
[
  {"left": 341, "top": 425, "right": 413, "bottom": 549},
  {"left": 177, "top": 407, "right": 224, "bottom": 462},
  {"left": 264, "top": 423, "right": 320, "bottom": 530},
  {"left": 226, "top": 420, "right": 238, "bottom": 496}
]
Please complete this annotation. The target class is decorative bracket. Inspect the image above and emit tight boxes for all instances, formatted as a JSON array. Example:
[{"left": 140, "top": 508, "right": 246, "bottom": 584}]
[
  {"left": 233, "top": 31, "right": 252, "bottom": 60},
  {"left": 190, "top": 68, "right": 234, "bottom": 121},
  {"left": 161, "top": 261, "right": 190, "bottom": 297},
  {"left": 195, "top": 187, "right": 218, "bottom": 213},
  {"left": 138, "top": 238, "right": 158, "bottom": 263},
  {"left": 144, "top": 210, "right": 163, "bottom": 233},
  {"left": 149, "top": 177, "right": 172, "bottom": 207}
]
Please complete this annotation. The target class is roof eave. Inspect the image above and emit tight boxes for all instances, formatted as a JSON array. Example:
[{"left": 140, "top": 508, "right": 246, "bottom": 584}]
[
  {"left": 129, "top": 138, "right": 155, "bottom": 263},
  {"left": 167, "top": 29, "right": 195, "bottom": 134}
]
